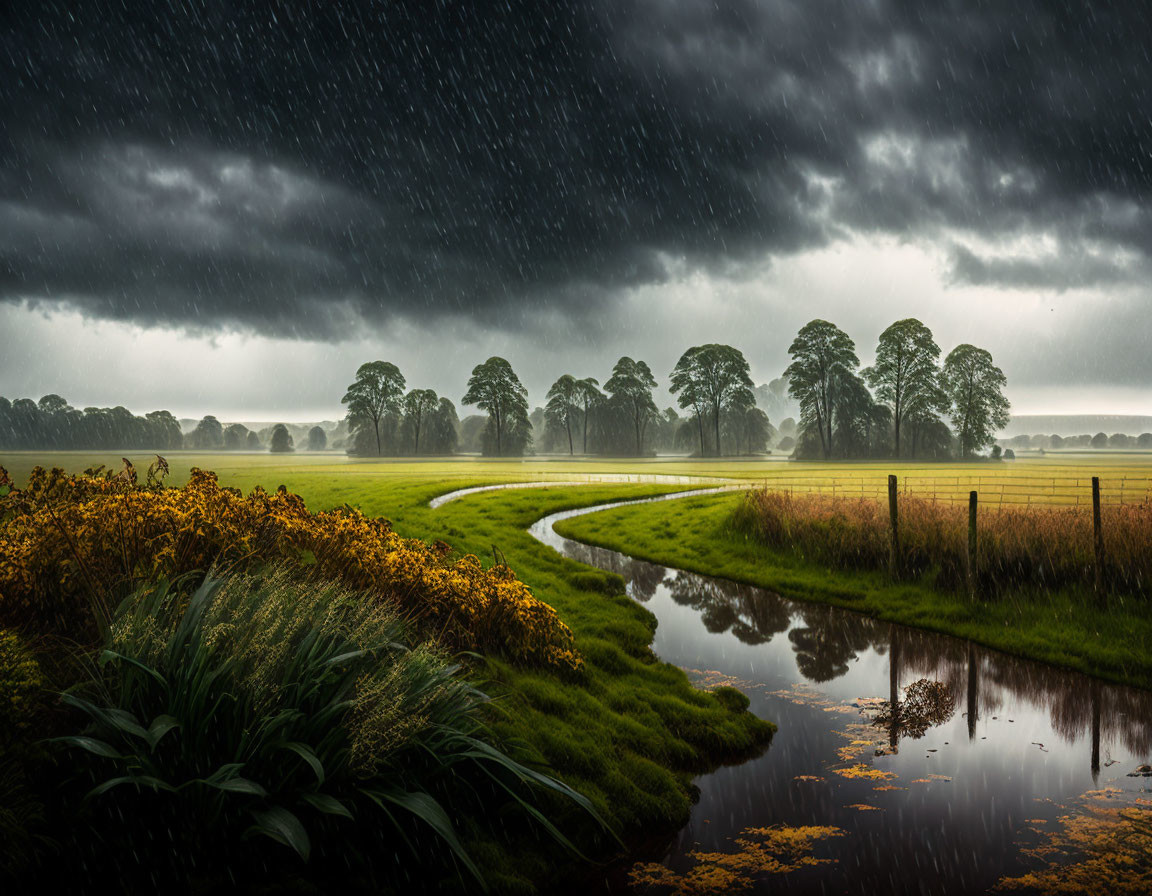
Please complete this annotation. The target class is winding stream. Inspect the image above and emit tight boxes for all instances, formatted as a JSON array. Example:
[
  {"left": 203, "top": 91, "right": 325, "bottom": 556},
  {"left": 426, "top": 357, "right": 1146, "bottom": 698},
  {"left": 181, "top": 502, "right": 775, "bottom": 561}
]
[{"left": 435, "top": 484, "right": 1152, "bottom": 893}]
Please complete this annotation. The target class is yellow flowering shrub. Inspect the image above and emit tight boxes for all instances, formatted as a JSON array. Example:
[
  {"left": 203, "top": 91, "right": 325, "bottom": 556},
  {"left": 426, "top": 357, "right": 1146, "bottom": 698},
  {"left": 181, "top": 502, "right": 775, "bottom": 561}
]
[
  {"left": 0, "top": 462, "right": 581, "bottom": 673},
  {"left": 0, "top": 628, "right": 44, "bottom": 739}
]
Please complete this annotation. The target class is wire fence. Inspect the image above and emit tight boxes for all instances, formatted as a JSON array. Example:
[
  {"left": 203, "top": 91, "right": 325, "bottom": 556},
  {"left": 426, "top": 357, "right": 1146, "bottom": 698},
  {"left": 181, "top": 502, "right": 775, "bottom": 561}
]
[{"left": 754, "top": 474, "right": 1152, "bottom": 508}]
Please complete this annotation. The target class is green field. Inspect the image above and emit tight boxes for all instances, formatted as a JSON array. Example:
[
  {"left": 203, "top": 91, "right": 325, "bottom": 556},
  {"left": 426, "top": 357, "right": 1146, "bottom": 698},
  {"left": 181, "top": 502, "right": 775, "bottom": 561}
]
[
  {"left": 6, "top": 450, "right": 1152, "bottom": 885},
  {"left": 6, "top": 449, "right": 1152, "bottom": 505}
]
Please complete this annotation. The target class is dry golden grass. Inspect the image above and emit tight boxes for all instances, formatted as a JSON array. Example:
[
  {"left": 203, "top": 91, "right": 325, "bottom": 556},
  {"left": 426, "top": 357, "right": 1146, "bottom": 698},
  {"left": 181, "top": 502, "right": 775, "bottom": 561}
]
[{"left": 733, "top": 488, "right": 1152, "bottom": 597}]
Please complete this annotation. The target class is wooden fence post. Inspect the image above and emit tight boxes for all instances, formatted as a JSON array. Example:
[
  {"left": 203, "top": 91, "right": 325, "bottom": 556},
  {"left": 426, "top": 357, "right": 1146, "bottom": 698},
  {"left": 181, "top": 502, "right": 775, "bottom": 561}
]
[
  {"left": 888, "top": 474, "right": 900, "bottom": 579},
  {"left": 966, "top": 490, "right": 978, "bottom": 600},
  {"left": 1092, "top": 476, "right": 1105, "bottom": 607}
]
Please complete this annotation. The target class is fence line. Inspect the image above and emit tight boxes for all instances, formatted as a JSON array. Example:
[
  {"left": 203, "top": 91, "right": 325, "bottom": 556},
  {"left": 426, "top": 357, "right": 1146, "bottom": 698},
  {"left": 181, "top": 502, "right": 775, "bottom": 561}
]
[{"left": 753, "top": 474, "right": 1152, "bottom": 508}]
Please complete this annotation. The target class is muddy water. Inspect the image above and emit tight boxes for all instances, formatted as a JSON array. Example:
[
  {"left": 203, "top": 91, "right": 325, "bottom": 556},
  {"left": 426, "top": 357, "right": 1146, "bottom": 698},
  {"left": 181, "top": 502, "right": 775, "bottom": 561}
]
[{"left": 529, "top": 493, "right": 1152, "bottom": 895}]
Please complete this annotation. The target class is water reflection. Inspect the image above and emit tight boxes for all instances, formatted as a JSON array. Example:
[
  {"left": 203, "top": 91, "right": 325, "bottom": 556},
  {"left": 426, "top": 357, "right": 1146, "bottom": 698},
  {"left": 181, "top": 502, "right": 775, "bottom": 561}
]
[
  {"left": 870, "top": 678, "right": 957, "bottom": 743},
  {"left": 531, "top": 501, "right": 1152, "bottom": 894},
  {"left": 554, "top": 522, "right": 1152, "bottom": 768}
]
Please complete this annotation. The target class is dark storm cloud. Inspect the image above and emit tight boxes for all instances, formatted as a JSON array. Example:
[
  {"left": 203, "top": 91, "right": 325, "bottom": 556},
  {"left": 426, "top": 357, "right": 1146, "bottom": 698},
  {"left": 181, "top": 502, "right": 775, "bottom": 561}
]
[{"left": 3, "top": 0, "right": 1152, "bottom": 336}]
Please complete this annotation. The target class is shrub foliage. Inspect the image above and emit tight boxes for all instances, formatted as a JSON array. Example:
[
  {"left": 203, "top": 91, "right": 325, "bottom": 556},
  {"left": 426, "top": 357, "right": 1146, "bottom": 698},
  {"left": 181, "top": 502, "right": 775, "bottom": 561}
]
[
  {"left": 51, "top": 573, "right": 596, "bottom": 887},
  {"left": 0, "top": 461, "right": 581, "bottom": 672}
]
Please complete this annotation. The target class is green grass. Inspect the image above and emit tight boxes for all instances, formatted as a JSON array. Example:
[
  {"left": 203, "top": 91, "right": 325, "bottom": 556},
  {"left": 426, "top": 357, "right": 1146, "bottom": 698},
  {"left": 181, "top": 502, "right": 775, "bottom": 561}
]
[
  {"left": 8, "top": 451, "right": 1152, "bottom": 884},
  {"left": 7, "top": 449, "right": 1152, "bottom": 506},
  {"left": 0, "top": 452, "right": 776, "bottom": 889},
  {"left": 554, "top": 491, "right": 1152, "bottom": 690}
]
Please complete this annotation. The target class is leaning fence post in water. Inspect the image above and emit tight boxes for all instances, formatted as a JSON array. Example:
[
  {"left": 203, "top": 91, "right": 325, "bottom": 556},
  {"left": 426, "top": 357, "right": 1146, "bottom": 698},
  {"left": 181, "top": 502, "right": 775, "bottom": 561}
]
[
  {"left": 888, "top": 474, "right": 900, "bottom": 579},
  {"left": 966, "top": 491, "right": 978, "bottom": 600},
  {"left": 1092, "top": 476, "right": 1105, "bottom": 607}
]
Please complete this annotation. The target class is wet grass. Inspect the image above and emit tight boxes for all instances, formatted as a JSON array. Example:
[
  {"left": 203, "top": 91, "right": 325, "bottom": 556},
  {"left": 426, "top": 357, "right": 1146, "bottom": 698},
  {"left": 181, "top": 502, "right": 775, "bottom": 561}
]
[
  {"left": 7, "top": 449, "right": 1152, "bottom": 507},
  {"left": 553, "top": 492, "right": 1152, "bottom": 690},
  {"left": 0, "top": 453, "right": 776, "bottom": 889}
]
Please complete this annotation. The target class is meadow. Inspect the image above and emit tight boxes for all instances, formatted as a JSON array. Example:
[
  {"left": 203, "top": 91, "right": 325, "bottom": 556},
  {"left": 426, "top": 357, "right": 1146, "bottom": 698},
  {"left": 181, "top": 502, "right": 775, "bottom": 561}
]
[
  {"left": 5, "top": 450, "right": 1152, "bottom": 889},
  {"left": 5, "top": 448, "right": 1152, "bottom": 502}
]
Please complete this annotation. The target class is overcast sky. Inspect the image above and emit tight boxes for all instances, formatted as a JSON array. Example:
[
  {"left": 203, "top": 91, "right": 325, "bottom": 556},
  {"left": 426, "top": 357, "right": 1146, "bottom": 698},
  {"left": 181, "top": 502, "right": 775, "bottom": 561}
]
[{"left": 3, "top": 2, "right": 1151, "bottom": 421}]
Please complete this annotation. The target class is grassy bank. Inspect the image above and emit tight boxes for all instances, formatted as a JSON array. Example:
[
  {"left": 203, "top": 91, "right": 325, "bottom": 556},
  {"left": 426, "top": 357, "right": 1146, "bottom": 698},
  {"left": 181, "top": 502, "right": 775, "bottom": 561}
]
[
  {"left": 1, "top": 457, "right": 774, "bottom": 892},
  {"left": 553, "top": 491, "right": 1152, "bottom": 691}
]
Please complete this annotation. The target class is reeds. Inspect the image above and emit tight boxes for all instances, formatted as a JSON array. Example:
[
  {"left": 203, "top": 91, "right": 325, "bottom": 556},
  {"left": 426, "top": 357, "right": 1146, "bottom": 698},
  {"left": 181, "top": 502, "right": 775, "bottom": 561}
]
[{"left": 733, "top": 488, "right": 1152, "bottom": 597}]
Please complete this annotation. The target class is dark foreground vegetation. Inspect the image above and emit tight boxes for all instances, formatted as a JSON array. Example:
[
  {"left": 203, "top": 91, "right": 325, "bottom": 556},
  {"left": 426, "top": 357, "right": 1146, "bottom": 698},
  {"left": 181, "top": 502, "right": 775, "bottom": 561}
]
[{"left": 0, "top": 461, "right": 770, "bottom": 892}]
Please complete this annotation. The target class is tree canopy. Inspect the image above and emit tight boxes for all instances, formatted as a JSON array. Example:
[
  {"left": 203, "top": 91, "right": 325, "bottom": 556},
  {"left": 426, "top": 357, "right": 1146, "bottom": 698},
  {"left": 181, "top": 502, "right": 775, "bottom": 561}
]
[
  {"left": 400, "top": 388, "right": 439, "bottom": 455},
  {"left": 670, "top": 344, "right": 755, "bottom": 457},
  {"left": 306, "top": 425, "right": 327, "bottom": 451},
  {"left": 784, "top": 320, "right": 860, "bottom": 460},
  {"left": 341, "top": 361, "right": 406, "bottom": 457},
  {"left": 604, "top": 357, "right": 659, "bottom": 456},
  {"left": 942, "top": 344, "right": 1010, "bottom": 456},
  {"left": 863, "top": 318, "right": 946, "bottom": 458},
  {"left": 544, "top": 375, "right": 582, "bottom": 455},
  {"left": 269, "top": 423, "right": 294, "bottom": 453},
  {"left": 462, "top": 357, "right": 531, "bottom": 457}
]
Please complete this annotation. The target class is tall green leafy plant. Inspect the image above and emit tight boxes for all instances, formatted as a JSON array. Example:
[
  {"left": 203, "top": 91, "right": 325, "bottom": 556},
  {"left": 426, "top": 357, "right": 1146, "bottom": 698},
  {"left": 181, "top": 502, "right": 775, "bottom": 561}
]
[{"left": 55, "top": 572, "right": 599, "bottom": 889}]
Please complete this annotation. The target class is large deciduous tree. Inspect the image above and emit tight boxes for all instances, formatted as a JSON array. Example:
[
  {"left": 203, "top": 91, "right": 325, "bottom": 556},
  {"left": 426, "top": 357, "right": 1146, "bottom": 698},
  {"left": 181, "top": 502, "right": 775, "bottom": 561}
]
[
  {"left": 462, "top": 357, "right": 531, "bottom": 457},
  {"left": 941, "top": 344, "right": 1010, "bottom": 456},
  {"left": 605, "top": 357, "right": 659, "bottom": 456},
  {"left": 341, "top": 361, "right": 406, "bottom": 457},
  {"left": 400, "top": 388, "right": 439, "bottom": 455},
  {"left": 863, "top": 319, "right": 945, "bottom": 458},
  {"left": 576, "top": 377, "right": 601, "bottom": 454},
  {"left": 426, "top": 397, "right": 459, "bottom": 455},
  {"left": 784, "top": 320, "right": 860, "bottom": 460},
  {"left": 670, "top": 344, "right": 755, "bottom": 457},
  {"left": 544, "top": 375, "right": 581, "bottom": 455}
]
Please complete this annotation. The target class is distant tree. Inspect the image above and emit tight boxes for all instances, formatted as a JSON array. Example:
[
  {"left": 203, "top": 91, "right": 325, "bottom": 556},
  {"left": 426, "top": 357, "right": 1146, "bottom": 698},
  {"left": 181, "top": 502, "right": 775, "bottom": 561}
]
[
  {"left": 545, "top": 375, "right": 583, "bottom": 455},
  {"left": 189, "top": 415, "right": 224, "bottom": 450},
  {"left": 832, "top": 373, "right": 890, "bottom": 458},
  {"left": 269, "top": 424, "right": 294, "bottom": 453},
  {"left": 145, "top": 410, "right": 184, "bottom": 449},
  {"left": 306, "top": 425, "right": 327, "bottom": 451},
  {"left": 458, "top": 415, "right": 487, "bottom": 454},
  {"left": 1109, "top": 433, "right": 1131, "bottom": 449},
  {"left": 605, "top": 357, "right": 659, "bottom": 456},
  {"left": 1050, "top": 434, "right": 1065, "bottom": 450},
  {"left": 651, "top": 407, "right": 683, "bottom": 453},
  {"left": 785, "top": 320, "right": 861, "bottom": 460},
  {"left": 725, "top": 404, "right": 774, "bottom": 455},
  {"left": 528, "top": 407, "right": 546, "bottom": 451},
  {"left": 246, "top": 430, "right": 262, "bottom": 450},
  {"left": 1138, "top": 433, "right": 1152, "bottom": 449},
  {"left": 462, "top": 357, "right": 531, "bottom": 457},
  {"left": 342, "top": 361, "right": 406, "bottom": 457},
  {"left": 1004, "top": 448, "right": 1015, "bottom": 460},
  {"left": 400, "top": 389, "right": 439, "bottom": 455},
  {"left": 776, "top": 435, "right": 796, "bottom": 454},
  {"left": 670, "top": 344, "right": 756, "bottom": 457},
  {"left": 426, "top": 398, "right": 459, "bottom": 455},
  {"left": 863, "top": 319, "right": 947, "bottom": 458},
  {"left": 223, "top": 423, "right": 249, "bottom": 450},
  {"left": 575, "top": 377, "right": 602, "bottom": 454},
  {"left": 1091, "top": 431, "right": 1109, "bottom": 449},
  {"left": 941, "top": 344, "right": 1010, "bottom": 457},
  {"left": 991, "top": 444, "right": 1002, "bottom": 460}
]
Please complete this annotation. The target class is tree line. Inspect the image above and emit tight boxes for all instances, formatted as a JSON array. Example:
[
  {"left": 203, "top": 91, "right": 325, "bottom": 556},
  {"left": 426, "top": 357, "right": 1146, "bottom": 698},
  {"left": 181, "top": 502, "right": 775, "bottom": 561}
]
[
  {"left": 0, "top": 396, "right": 328, "bottom": 454},
  {"left": 343, "top": 318, "right": 1011, "bottom": 459},
  {"left": 2, "top": 318, "right": 1010, "bottom": 460}
]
